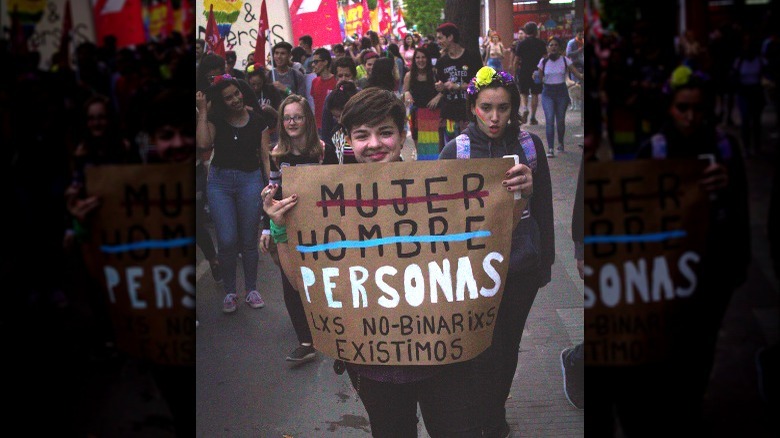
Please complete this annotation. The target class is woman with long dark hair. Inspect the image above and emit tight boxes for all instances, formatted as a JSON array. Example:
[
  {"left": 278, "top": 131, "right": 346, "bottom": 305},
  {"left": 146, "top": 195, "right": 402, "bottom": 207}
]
[
  {"left": 402, "top": 34, "right": 416, "bottom": 70},
  {"left": 402, "top": 48, "right": 441, "bottom": 160},
  {"left": 366, "top": 57, "right": 398, "bottom": 93},
  {"left": 196, "top": 75, "right": 270, "bottom": 313}
]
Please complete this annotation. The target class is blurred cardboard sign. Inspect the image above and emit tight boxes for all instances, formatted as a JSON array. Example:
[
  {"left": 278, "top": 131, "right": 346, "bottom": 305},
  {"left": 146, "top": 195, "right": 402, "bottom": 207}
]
[
  {"left": 583, "top": 159, "right": 710, "bottom": 366},
  {"left": 1, "top": 0, "right": 96, "bottom": 70},
  {"left": 195, "top": 0, "right": 292, "bottom": 70},
  {"left": 284, "top": 158, "right": 518, "bottom": 365},
  {"left": 84, "top": 163, "right": 195, "bottom": 366}
]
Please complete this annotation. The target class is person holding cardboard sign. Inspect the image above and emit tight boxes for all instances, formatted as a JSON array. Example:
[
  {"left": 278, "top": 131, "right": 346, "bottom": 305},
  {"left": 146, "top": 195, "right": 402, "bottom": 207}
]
[
  {"left": 260, "top": 94, "right": 326, "bottom": 364},
  {"left": 196, "top": 74, "right": 271, "bottom": 314},
  {"left": 595, "top": 65, "right": 748, "bottom": 436},
  {"left": 262, "top": 87, "right": 534, "bottom": 437},
  {"left": 439, "top": 66, "right": 554, "bottom": 437}
]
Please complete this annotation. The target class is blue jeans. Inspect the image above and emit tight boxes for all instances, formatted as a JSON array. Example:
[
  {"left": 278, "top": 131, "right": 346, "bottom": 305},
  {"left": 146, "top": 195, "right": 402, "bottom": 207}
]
[
  {"left": 486, "top": 57, "right": 503, "bottom": 72},
  {"left": 541, "top": 83, "right": 571, "bottom": 150},
  {"left": 207, "top": 166, "right": 264, "bottom": 295}
]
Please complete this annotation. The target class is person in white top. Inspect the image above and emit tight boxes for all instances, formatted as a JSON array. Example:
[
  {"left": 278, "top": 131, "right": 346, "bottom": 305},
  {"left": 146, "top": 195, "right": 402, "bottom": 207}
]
[{"left": 537, "top": 36, "right": 582, "bottom": 157}]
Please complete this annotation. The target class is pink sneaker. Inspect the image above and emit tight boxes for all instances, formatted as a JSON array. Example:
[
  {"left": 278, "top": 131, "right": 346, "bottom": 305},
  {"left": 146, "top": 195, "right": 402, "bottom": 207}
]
[
  {"left": 222, "top": 293, "right": 238, "bottom": 313},
  {"left": 246, "top": 290, "right": 265, "bottom": 309}
]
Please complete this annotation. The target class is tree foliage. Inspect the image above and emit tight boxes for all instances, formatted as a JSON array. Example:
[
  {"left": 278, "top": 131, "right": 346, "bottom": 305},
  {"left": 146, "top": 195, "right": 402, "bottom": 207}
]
[
  {"left": 404, "top": 0, "right": 445, "bottom": 37},
  {"left": 443, "top": 0, "right": 481, "bottom": 58}
]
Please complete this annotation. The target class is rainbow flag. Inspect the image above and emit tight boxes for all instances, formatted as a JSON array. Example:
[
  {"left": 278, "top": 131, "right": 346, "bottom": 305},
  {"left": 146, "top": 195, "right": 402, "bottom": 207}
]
[
  {"left": 415, "top": 108, "right": 440, "bottom": 161},
  {"left": 202, "top": 0, "right": 242, "bottom": 39}
]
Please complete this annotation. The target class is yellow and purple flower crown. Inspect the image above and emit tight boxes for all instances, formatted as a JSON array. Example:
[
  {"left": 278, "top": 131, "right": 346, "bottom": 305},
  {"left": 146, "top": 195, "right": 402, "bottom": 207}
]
[{"left": 466, "top": 66, "right": 515, "bottom": 95}]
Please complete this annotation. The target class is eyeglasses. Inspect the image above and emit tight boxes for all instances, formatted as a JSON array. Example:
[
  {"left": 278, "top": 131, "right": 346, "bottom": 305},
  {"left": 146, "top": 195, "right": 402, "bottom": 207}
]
[
  {"left": 674, "top": 103, "right": 704, "bottom": 113},
  {"left": 310, "top": 59, "right": 323, "bottom": 64},
  {"left": 283, "top": 115, "right": 305, "bottom": 123}
]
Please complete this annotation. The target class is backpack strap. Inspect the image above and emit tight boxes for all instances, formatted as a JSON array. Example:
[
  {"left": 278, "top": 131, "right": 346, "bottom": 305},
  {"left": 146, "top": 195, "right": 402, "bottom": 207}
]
[
  {"left": 455, "top": 133, "right": 471, "bottom": 159},
  {"left": 650, "top": 133, "right": 667, "bottom": 159},
  {"left": 715, "top": 128, "right": 733, "bottom": 160}
]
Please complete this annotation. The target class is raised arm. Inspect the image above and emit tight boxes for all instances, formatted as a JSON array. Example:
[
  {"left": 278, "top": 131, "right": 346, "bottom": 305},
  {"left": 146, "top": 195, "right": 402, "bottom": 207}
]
[{"left": 196, "top": 91, "right": 215, "bottom": 150}]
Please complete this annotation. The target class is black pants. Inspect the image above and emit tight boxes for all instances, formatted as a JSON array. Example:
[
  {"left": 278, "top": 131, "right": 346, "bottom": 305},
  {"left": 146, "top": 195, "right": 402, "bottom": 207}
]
[
  {"left": 347, "top": 362, "right": 481, "bottom": 437},
  {"left": 586, "top": 283, "right": 734, "bottom": 437},
  {"left": 471, "top": 273, "right": 541, "bottom": 437},
  {"left": 281, "top": 269, "right": 312, "bottom": 344}
]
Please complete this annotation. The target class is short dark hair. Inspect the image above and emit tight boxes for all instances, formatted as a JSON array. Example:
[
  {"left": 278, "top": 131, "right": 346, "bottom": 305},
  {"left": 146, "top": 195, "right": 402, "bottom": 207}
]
[
  {"left": 225, "top": 50, "right": 237, "bottom": 62},
  {"left": 436, "top": 22, "right": 460, "bottom": 43},
  {"left": 332, "top": 43, "right": 345, "bottom": 54},
  {"left": 524, "top": 22, "right": 538, "bottom": 36},
  {"left": 145, "top": 89, "right": 192, "bottom": 135},
  {"left": 290, "top": 46, "right": 307, "bottom": 63},
  {"left": 299, "top": 35, "right": 313, "bottom": 47},
  {"left": 313, "top": 47, "right": 332, "bottom": 68},
  {"left": 361, "top": 50, "right": 378, "bottom": 64},
  {"left": 332, "top": 56, "right": 357, "bottom": 77},
  {"left": 272, "top": 41, "right": 293, "bottom": 54},
  {"left": 329, "top": 80, "right": 359, "bottom": 111},
  {"left": 340, "top": 88, "right": 406, "bottom": 136}
]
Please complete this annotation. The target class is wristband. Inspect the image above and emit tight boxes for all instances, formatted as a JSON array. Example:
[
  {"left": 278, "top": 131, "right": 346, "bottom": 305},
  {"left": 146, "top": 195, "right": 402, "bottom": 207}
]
[
  {"left": 285, "top": 87, "right": 291, "bottom": 96},
  {"left": 261, "top": 229, "right": 271, "bottom": 236},
  {"left": 270, "top": 219, "right": 288, "bottom": 244}
]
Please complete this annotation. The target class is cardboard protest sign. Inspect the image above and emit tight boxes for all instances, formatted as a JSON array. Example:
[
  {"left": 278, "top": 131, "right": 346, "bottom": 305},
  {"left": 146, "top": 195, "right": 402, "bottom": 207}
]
[
  {"left": 196, "top": 0, "right": 293, "bottom": 70},
  {"left": 84, "top": 163, "right": 195, "bottom": 366},
  {"left": 283, "top": 159, "right": 518, "bottom": 365},
  {"left": 583, "top": 159, "right": 710, "bottom": 366}
]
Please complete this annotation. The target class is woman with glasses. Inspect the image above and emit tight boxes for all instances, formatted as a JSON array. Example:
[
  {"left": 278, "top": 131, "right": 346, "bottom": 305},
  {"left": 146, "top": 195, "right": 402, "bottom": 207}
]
[
  {"left": 261, "top": 94, "right": 326, "bottom": 363},
  {"left": 196, "top": 74, "right": 271, "bottom": 313}
]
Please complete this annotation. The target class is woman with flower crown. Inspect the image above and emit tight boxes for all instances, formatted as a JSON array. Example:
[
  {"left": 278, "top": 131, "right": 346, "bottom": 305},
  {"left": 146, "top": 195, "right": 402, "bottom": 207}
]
[
  {"left": 440, "top": 66, "right": 554, "bottom": 437},
  {"left": 196, "top": 74, "right": 271, "bottom": 313}
]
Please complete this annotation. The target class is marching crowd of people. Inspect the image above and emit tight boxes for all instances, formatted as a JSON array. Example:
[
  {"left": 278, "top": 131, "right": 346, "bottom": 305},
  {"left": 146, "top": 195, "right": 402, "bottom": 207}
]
[
  {"left": 196, "top": 21, "right": 583, "bottom": 437},
  {"left": 5, "top": 3, "right": 777, "bottom": 435}
]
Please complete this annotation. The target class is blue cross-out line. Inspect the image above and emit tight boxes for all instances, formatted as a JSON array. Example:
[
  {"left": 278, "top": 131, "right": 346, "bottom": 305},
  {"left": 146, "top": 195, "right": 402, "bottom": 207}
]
[
  {"left": 100, "top": 237, "right": 196, "bottom": 254},
  {"left": 584, "top": 230, "right": 687, "bottom": 244},
  {"left": 296, "top": 231, "right": 492, "bottom": 253}
]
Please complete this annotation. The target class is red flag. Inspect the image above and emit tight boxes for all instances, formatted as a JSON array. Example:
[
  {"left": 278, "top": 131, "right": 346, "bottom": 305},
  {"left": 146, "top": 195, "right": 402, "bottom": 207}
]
[
  {"left": 94, "top": 0, "right": 145, "bottom": 48},
  {"left": 254, "top": 0, "right": 269, "bottom": 67},
  {"left": 59, "top": 0, "right": 73, "bottom": 66},
  {"left": 165, "top": 0, "right": 175, "bottom": 38},
  {"left": 394, "top": 8, "right": 407, "bottom": 39},
  {"left": 181, "top": 0, "right": 194, "bottom": 35},
  {"left": 361, "top": 0, "right": 371, "bottom": 35},
  {"left": 10, "top": 5, "right": 28, "bottom": 56},
  {"left": 205, "top": 4, "right": 225, "bottom": 57},
  {"left": 378, "top": 0, "right": 391, "bottom": 35},
  {"left": 289, "top": 0, "right": 342, "bottom": 47}
]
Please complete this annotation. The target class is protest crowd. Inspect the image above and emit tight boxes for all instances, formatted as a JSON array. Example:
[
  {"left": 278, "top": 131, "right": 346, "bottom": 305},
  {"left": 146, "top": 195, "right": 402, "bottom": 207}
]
[
  {"left": 9, "top": 0, "right": 779, "bottom": 434},
  {"left": 582, "top": 2, "right": 779, "bottom": 436},
  {"left": 195, "top": 11, "right": 588, "bottom": 435}
]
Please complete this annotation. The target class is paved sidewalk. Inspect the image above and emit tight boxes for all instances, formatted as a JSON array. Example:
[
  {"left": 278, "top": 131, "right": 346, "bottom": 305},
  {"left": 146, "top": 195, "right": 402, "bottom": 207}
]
[{"left": 503, "top": 105, "right": 585, "bottom": 437}]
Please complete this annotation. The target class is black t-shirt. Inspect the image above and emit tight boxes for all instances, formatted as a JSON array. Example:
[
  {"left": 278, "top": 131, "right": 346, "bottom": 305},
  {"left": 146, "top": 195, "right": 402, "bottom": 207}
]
[
  {"left": 410, "top": 74, "right": 437, "bottom": 108},
  {"left": 269, "top": 148, "right": 323, "bottom": 198},
  {"left": 515, "top": 37, "right": 547, "bottom": 76},
  {"left": 209, "top": 110, "right": 268, "bottom": 172},
  {"left": 435, "top": 48, "right": 483, "bottom": 121}
]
